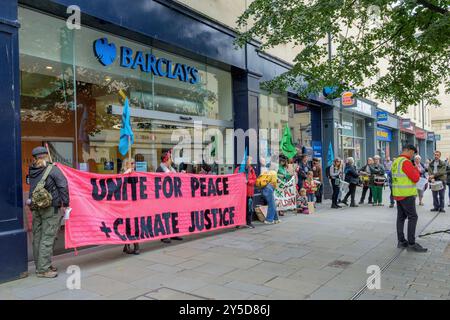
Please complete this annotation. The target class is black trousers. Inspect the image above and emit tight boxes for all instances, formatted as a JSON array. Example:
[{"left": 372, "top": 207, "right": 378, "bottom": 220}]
[
  {"left": 343, "top": 183, "right": 357, "bottom": 205},
  {"left": 331, "top": 180, "right": 340, "bottom": 205},
  {"left": 360, "top": 185, "right": 372, "bottom": 203},
  {"left": 432, "top": 184, "right": 446, "bottom": 210},
  {"left": 246, "top": 197, "right": 254, "bottom": 225},
  {"left": 315, "top": 184, "right": 323, "bottom": 203},
  {"left": 396, "top": 196, "right": 418, "bottom": 245}
]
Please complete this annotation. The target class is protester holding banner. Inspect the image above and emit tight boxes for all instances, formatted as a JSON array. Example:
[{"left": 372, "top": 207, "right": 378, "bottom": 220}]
[
  {"left": 414, "top": 155, "right": 428, "bottom": 206},
  {"left": 369, "top": 155, "right": 386, "bottom": 206},
  {"left": 277, "top": 155, "right": 292, "bottom": 183},
  {"left": 121, "top": 158, "right": 140, "bottom": 255},
  {"left": 234, "top": 156, "right": 257, "bottom": 228},
  {"left": 330, "top": 158, "right": 343, "bottom": 209},
  {"left": 157, "top": 150, "right": 184, "bottom": 244},
  {"left": 312, "top": 158, "right": 323, "bottom": 203},
  {"left": 341, "top": 157, "right": 360, "bottom": 207},
  {"left": 27, "top": 146, "right": 69, "bottom": 278}
]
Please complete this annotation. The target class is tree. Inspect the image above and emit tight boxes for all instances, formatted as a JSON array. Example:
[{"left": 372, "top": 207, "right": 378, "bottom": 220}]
[{"left": 236, "top": 0, "right": 449, "bottom": 113}]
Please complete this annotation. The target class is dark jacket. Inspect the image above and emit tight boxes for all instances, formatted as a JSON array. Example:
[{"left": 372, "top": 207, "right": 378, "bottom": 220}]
[
  {"left": 344, "top": 165, "right": 359, "bottom": 185},
  {"left": 29, "top": 164, "right": 69, "bottom": 208},
  {"left": 369, "top": 163, "right": 385, "bottom": 185},
  {"left": 429, "top": 159, "right": 447, "bottom": 182},
  {"left": 446, "top": 164, "right": 450, "bottom": 185}
]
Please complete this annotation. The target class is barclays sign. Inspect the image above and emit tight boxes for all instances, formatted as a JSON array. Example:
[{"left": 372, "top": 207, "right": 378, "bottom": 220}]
[{"left": 93, "top": 38, "right": 200, "bottom": 84}]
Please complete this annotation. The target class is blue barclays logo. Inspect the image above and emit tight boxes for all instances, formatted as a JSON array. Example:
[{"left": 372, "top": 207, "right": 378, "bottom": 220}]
[
  {"left": 93, "top": 37, "right": 200, "bottom": 84},
  {"left": 93, "top": 38, "right": 117, "bottom": 66}
]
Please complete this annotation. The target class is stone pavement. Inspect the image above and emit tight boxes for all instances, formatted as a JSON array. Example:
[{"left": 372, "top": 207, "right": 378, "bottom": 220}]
[{"left": 0, "top": 189, "right": 449, "bottom": 300}]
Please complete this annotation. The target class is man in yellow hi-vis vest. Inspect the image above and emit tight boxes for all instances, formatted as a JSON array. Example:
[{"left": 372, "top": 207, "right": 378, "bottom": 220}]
[{"left": 392, "top": 145, "right": 427, "bottom": 252}]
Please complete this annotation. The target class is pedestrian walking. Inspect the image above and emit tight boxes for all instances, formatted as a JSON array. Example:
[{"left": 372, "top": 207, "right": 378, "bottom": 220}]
[
  {"left": 121, "top": 158, "right": 140, "bottom": 255},
  {"left": 414, "top": 155, "right": 428, "bottom": 206},
  {"left": 392, "top": 145, "right": 427, "bottom": 252},
  {"left": 358, "top": 158, "right": 373, "bottom": 204},
  {"left": 369, "top": 155, "right": 385, "bottom": 206},
  {"left": 157, "top": 150, "right": 184, "bottom": 244},
  {"left": 429, "top": 150, "right": 447, "bottom": 213},
  {"left": 330, "top": 158, "right": 343, "bottom": 209},
  {"left": 341, "top": 157, "right": 360, "bottom": 207},
  {"left": 27, "top": 146, "right": 70, "bottom": 278},
  {"left": 234, "top": 156, "right": 257, "bottom": 228}
]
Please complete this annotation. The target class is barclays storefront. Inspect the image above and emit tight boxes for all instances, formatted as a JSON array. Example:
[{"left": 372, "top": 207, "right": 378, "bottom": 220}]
[{"left": 0, "top": 0, "right": 312, "bottom": 283}]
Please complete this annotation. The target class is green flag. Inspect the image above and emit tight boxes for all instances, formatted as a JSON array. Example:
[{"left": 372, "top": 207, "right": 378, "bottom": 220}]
[{"left": 280, "top": 124, "right": 297, "bottom": 159}]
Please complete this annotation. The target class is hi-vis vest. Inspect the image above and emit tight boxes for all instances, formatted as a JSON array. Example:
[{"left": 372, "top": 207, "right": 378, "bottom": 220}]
[{"left": 391, "top": 157, "right": 417, "bottom": 197}]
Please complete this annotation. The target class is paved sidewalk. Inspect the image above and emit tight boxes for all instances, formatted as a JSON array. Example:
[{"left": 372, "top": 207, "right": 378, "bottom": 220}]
[{"left": 0, "top": 190, "right": 449, "bottom": 300}]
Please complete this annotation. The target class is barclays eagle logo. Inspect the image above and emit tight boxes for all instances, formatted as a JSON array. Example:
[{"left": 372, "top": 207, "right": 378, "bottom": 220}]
[{"left": 93, "top": 38, "right": 117, "bottom": 66}]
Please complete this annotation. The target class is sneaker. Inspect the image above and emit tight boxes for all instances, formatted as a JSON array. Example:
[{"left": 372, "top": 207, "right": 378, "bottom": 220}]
[
  {"left": 439, "top": 209, "right": 446, "bottom": 213},
  {"left": 264, "top": 220, "right": 274, "bottom": 225},
  {"left": 274, "top": 219, "right": 281, "bottom": 224},
  {"left": 407, "top": 243, "right": 428, "bottom": 253},
  {"left": 358, "top": 201, "right": 364, "bottom": 205},
  {"left": 36, "top": 270, "right": 58, "bottom": 278},
  {"left": 340, "top": 201, "right": 348, "bottom": 206},
  {"left": 49, "top": 265, "right": 57, "bottom": 272},
  {"left": 430, "top": 208, "right": 439, "bottom": 212},
  {"left": 246, "top": 223, "right": 255, "bottom": 229},
  {"left": 397, "top": 240, "right": 408, "bottom": 248},
  {"left": 161, "top": 238, "right": 172, "bottom": 244}
]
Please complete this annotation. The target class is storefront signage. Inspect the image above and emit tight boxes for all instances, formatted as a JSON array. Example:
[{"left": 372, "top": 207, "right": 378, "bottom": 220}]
[
  {"left": 342, "top": 121, "right": 353, "bottom": 131},
  {"left": 294, "top": 103, "right": 309, "bottom": 113},
  {"left": 427, "top": 132, "right": 435, "bottom": 141},
  {"left": 341, "top": 91, "right": 356, "bottom": 108},
  {"left": 312, "top": 141, "right": 322, "bottom": 158},
  {"left": 415, "top": 128, "right": 426, "bottom": 140},
  {"left": 400, "top": 118, "right": 414, "bottom": 133},
  {"left": 377, "top": 111, "right": 388, "bottom": 122},
  {"left": 93, "top": 38, "right": 200, "bottom": 84},
  {"left": 376, "top": 126, "right": 392, "bottom": 142}
]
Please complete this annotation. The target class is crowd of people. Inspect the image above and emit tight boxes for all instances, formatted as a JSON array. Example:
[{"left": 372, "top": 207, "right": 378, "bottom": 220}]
[{"left": 26, "top": 144, "right": 450, "bottom": 278}]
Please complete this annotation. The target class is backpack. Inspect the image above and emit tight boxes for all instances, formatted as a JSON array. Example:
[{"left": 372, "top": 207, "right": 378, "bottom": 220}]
[
  {"left": 31, "top": 165, "right": 53, "bottom": 211},
  {"left": 255, "top": 172, "right": 273, "bottom": 189}
]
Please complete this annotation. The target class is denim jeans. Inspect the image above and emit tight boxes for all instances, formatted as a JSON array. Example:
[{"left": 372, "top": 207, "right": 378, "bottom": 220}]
[
  {"left": 262, "top": 184, "right": 278, "bottom": 222},
  {"left": 432, "top": 184, "right": 446, "bottom": 210},
  {"left": 307, "top": 193, "right": 315, "bottom": 202}
]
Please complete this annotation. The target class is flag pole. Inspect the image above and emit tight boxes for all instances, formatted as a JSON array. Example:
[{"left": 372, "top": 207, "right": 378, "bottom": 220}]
[{"left": 118, "top": 90, "right": 132, "bottom": 165}]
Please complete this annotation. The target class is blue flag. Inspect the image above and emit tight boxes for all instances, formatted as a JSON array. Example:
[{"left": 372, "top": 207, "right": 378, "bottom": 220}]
[
  {"left": 327, "top": 141, "right": 334, "bottom": 167},
  {"left": 118, "top": 98, "right": 134, "bottom": 156},
  {"left": 239, "top": 147, "right": 248, "bottom": 173}
]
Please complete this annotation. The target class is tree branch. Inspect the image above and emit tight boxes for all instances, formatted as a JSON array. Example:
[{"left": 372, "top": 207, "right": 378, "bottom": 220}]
[{"left": 416, "top": 0, "right": 448, "bottom": 15}]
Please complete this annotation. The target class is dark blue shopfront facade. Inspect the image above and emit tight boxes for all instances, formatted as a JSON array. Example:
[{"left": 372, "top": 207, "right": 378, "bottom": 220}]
[{"left": 0, "top": 0, "right": 330, "bottom": 283}]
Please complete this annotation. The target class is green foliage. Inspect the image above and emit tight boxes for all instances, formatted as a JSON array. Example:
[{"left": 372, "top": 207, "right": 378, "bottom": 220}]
[{"left": 236, "top": 0, "right": 449, "bottom": 113}]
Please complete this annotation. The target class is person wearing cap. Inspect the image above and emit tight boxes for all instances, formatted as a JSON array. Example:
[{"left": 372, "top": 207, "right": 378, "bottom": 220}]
[
  {"left": 156, "top": 150, "right": 183, "bottom": 244},
  {"left": 392, "top": 145, "right": 427, "bottom": 252},
  {"left": 27, "top": 146, "right": 69, "bottom": 278}
]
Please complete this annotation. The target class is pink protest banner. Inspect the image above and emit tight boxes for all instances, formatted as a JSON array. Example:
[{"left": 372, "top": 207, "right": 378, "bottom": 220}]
[{"left": 57, "top": 164, "right": 247, "bottom": 249}]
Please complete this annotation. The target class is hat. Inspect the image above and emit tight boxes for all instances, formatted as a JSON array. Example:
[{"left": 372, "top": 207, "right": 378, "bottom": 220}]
[
  {"left": 32, "top": 146, "right": 48, "bottom": 157},
  {"left": 403, "top": 144, "right": 418, "bottom": 153}
]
